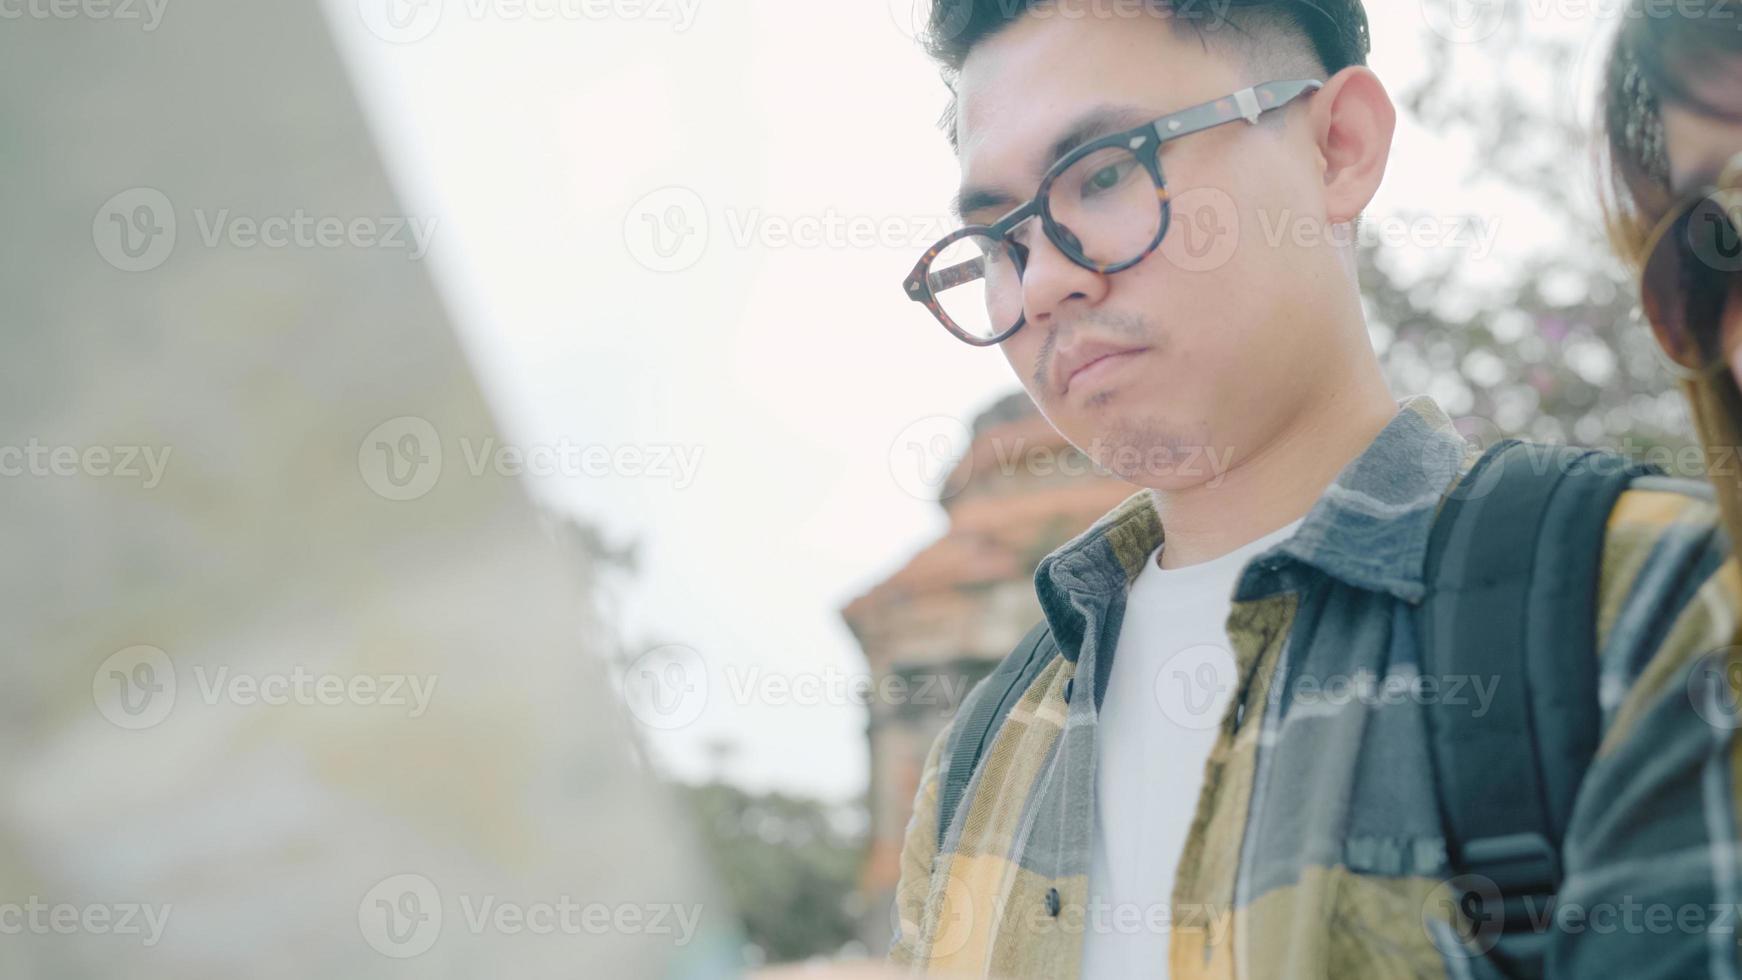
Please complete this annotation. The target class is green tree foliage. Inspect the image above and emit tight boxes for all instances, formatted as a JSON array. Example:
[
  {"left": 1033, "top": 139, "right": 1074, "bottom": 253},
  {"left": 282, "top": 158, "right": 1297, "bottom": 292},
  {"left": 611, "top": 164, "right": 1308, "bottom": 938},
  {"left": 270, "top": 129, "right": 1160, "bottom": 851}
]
[
  {"left": 1367, "top": 5, "right": 1694, "bottom": 456},
  {"left": 678, "top": 782, "right": 869, "bottom": 966}
]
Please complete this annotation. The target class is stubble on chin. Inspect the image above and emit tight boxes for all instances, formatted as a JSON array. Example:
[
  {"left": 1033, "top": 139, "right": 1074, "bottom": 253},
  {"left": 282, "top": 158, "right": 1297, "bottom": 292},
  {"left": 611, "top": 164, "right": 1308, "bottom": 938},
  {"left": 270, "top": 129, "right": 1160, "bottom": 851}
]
[{"left": 1084, "top": 415, "right": 1203, "bottom": 486}]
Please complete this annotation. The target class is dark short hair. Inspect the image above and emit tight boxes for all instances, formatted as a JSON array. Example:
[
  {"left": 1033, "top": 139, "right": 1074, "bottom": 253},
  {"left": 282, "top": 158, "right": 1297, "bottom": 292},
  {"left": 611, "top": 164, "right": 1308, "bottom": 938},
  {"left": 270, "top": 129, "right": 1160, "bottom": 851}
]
[
  {"left": 920, "top": 0, "right": 1370, "bottom": 146},
  {"left": 923, "top": 0, "right": 1368, "bottom": 75}
]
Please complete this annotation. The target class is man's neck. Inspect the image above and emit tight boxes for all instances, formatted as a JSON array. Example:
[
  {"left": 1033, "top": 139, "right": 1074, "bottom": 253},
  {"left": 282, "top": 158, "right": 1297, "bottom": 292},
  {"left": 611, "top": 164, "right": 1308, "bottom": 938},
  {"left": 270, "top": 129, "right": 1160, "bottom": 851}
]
[{"left": 1152, "top": 372, "right": 1398, "bottom": 571}]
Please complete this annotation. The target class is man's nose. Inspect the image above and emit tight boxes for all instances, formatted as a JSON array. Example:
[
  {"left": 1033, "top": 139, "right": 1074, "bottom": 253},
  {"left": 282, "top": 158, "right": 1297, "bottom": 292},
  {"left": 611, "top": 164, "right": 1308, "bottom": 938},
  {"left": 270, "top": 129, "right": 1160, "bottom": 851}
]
[{"left": 1019, "top": 222, "right": 1110, "bottom": 327}]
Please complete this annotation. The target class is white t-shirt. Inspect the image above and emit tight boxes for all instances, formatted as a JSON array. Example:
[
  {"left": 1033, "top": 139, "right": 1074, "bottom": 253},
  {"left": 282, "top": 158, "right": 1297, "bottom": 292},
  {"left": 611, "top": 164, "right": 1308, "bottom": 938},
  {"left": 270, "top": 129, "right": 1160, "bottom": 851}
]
[{"left": 1080, "top": 518, "right": 1304, "bottom": 979}]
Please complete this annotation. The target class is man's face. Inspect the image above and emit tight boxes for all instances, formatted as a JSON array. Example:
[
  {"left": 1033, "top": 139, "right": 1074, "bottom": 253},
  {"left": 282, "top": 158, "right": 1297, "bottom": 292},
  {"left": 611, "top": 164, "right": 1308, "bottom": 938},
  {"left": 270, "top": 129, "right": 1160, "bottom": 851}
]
[{"left": 953, "top": 10, "right": 1342, "bottom": 490}]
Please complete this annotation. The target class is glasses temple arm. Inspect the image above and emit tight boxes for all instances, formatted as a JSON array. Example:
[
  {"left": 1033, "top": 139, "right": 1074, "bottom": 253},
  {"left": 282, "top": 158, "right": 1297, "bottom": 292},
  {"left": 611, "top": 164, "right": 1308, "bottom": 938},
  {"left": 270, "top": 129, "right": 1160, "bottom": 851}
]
[
  {"left": 928, "top": 256, "right": 987, "bottom": 293},
  {"left": 1150, "top": 78, "right": 1325, "bottom": 144}
]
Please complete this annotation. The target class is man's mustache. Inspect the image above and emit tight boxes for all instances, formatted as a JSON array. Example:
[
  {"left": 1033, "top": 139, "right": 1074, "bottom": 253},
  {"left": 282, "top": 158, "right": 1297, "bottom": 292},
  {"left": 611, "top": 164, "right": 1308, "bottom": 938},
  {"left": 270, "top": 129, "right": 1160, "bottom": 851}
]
[{"left": 1032, "top": 312, "right": 1154, "bottom": 392}]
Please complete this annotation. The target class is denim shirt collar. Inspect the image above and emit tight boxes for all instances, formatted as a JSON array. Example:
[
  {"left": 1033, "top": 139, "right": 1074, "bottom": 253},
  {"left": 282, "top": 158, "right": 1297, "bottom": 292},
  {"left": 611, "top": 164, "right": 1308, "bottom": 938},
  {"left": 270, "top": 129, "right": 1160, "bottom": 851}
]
[{"left": 1032, "top": 396, "right": 1474, "bottom": 660}]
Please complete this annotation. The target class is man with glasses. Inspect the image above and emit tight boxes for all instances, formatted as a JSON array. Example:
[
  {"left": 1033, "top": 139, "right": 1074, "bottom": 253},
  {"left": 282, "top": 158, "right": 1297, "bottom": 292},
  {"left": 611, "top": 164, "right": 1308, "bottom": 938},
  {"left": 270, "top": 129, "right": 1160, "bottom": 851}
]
[{"left": 890, "top": 2, "right": 1742, "bottom": 978}]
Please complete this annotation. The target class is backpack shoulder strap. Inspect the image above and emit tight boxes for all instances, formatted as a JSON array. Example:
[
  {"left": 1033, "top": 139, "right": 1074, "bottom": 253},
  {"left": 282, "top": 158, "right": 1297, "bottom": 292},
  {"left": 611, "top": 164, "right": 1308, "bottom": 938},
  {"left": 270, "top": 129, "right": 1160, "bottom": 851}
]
[
  {"left": 936, "top": 620, "right": 1060, "bottom": 850},
  {"left": 1420, "top": 440, "right": 1660, "bottom": 974}
]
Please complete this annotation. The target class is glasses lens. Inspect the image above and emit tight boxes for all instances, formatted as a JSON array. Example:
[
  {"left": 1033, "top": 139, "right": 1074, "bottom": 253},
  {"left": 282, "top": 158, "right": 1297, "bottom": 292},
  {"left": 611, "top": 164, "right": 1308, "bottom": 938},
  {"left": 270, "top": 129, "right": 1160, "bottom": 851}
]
[
  {"left": 927, "top": 231, "right": 1024, "bottom": 343},
  {"left": 1046, "top": 145, "right": 1164, "bottom": 268},
  {"left": 1644, "top": 196, "right": 1742, "bottom": 370}
]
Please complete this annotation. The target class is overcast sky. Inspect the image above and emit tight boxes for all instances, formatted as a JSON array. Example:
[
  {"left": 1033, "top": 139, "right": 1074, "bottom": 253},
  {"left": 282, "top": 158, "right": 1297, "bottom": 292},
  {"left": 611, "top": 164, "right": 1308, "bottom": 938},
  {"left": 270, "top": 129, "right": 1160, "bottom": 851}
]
[{"left": 321, "top": 0, "right": 1621, "bottom": 801}]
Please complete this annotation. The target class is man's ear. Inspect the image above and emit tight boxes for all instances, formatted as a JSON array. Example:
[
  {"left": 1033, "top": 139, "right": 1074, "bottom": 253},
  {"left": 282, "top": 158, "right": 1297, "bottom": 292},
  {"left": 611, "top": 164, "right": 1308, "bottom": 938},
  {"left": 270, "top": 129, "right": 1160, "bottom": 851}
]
[{"left": 1306, "top": 66, "right": 1396, "bottom": 224}]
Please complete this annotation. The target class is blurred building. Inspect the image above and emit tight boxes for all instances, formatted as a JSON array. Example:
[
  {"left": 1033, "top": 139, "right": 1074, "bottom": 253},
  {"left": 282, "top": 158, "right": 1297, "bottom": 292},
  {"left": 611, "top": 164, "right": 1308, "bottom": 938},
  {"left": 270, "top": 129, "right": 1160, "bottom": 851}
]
[{"left": 841, "top": 392, "right": 1139, "bottom": 952}]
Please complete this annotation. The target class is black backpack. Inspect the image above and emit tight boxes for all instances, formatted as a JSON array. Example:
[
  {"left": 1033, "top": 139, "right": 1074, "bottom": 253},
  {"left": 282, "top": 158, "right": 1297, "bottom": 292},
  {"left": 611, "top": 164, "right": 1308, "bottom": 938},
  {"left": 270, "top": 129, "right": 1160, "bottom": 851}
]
[{"left": 933, "top": 440, "right": 1728, "bottom": 978}]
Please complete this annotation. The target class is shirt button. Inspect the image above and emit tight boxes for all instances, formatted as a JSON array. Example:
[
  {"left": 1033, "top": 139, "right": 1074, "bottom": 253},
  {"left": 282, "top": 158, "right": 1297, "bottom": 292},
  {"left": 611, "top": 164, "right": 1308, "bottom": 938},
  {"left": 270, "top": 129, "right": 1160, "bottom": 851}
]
[
  {"left": 1063, "top": 678, "right": 1074, "bottom": 703},
  {"left": 1045, "top": 888, "right": 1061, "bottom": 917}
]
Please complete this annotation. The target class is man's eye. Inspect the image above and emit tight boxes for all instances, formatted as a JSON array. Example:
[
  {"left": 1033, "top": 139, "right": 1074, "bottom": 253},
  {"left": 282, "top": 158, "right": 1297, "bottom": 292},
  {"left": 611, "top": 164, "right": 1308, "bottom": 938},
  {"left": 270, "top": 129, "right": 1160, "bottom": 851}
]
[{"left": 1083, "top": 160, "right": 1135, "bottom": 196}]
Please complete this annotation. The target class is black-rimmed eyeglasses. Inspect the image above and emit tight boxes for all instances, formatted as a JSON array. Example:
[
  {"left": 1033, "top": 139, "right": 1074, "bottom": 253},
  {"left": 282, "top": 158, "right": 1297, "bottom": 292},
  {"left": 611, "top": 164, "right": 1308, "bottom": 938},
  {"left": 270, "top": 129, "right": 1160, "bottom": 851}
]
[{"left": 903, "top": 78, "right": 1323, "bottom": 346}]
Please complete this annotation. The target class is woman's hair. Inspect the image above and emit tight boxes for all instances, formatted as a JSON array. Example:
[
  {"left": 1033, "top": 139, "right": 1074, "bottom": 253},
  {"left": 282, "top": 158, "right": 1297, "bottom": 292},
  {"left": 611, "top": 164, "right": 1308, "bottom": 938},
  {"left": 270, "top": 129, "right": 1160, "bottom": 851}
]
[
  {"left": 1599, "top": 5, "right": 1742, "bottom": 542},
  {"left": 1600, "top": 7, "right": 1742, "bottom": 267}
]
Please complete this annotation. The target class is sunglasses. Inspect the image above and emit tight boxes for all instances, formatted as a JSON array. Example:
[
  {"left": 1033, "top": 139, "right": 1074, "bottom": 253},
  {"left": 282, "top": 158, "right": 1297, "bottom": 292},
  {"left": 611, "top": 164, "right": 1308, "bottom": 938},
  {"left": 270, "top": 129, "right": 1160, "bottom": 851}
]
[{"left": 1639, "top": 153, "right": 1742, "bottom": 374}]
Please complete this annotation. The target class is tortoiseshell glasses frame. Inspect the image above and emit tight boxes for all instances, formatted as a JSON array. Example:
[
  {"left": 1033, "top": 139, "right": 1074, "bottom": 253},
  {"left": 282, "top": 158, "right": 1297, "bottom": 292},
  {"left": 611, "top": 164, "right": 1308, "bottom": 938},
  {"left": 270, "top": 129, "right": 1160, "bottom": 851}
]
[{"left": 903, "top": 78, "right": 1324, "bottom": 347}]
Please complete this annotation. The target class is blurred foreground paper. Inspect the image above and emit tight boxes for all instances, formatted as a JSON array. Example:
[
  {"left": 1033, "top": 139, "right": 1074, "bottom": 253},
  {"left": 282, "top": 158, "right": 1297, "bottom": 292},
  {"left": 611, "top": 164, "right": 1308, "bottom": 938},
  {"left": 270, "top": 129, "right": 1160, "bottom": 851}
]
[{"left": 0, "top": 2, "right": 736, "bottom": 977}]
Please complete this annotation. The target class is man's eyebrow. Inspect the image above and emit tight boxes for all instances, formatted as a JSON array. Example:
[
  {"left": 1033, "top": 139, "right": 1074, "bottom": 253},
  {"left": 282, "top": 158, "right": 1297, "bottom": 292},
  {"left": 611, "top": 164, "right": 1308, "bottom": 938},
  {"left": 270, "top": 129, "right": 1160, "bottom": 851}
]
[
  {"left": 950, "top": 103, "right": 1158, "bottom": 224},
  {"left": 949, "top": 186, "right": 1019, "bottom": 225}
]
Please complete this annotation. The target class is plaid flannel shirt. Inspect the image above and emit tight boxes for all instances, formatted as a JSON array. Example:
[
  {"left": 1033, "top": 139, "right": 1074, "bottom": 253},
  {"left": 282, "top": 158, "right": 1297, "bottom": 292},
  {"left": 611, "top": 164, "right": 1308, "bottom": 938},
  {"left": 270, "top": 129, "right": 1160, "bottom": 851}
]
[{"left": 889, "top": 395, "right": 1742, "bottom": 978}]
